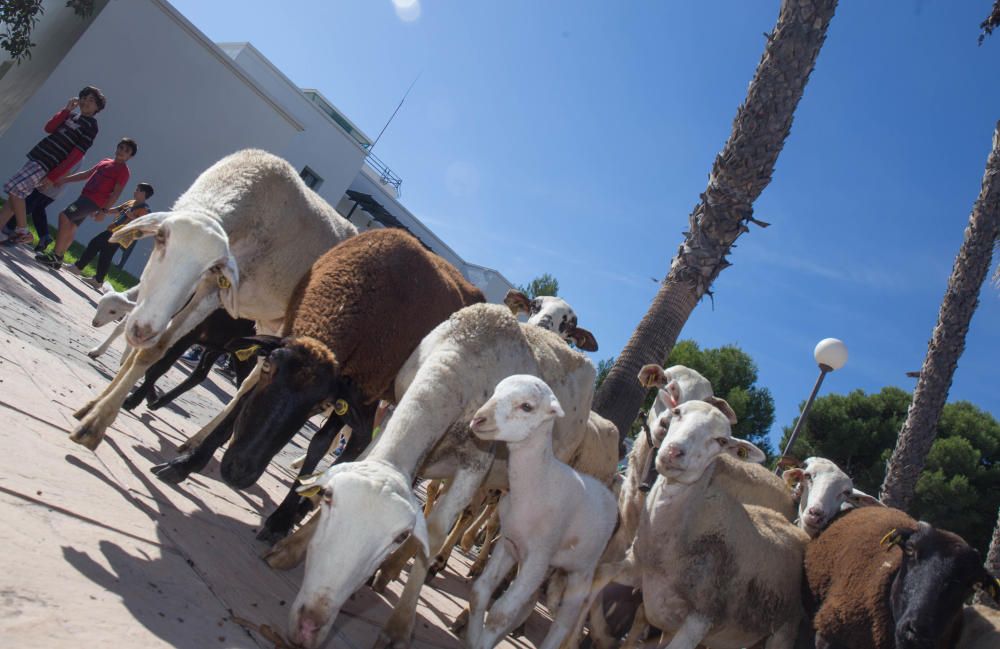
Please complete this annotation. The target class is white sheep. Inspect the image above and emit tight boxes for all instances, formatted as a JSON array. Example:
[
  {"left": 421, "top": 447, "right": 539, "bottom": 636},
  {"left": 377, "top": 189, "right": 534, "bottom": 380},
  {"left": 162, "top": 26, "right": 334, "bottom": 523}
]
[
  {"left": 86, "top": 284, "right": 138, "bottom": 360},
  {"left": 466, "top": 375, "right": 617, "bottom": 649},
  {"left": 781, "top": 456, "right": 883, "bottom": 537},
  {"left": 619, "top": 400, "right": 808, "bottom": 649},
  {"left": 68, "top": 149, "right": 357, "bottom": 450},
  {"left": 269, "top": 303, "right": 596, "bottom": 649}
]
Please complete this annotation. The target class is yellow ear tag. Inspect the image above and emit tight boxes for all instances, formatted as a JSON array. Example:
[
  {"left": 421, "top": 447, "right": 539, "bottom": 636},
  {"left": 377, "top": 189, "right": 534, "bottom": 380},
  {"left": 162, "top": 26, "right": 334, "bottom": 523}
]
[
  {"left": 218, "top": 275, "right": 231, "bottom": 289},
  {"left": 297, "top": 485, "right": 322, "bottom": 498},
  {"left": 233, "top": 344, "right": 260, "bottom": 362},
  {"left": 880, "top": 529, "right": 901, "bottom": 548},
  {"left": 334, "top": 399, "right": 349, "bottom": 416},
  {"left": 297, "top": 471, "right": 323, "bottom": 486},
  {"left": 117, "top": 230, "right": 139, "bottom": 249},
  {"left": 737, "top": 447, "right": 748, "bottom": 459}
]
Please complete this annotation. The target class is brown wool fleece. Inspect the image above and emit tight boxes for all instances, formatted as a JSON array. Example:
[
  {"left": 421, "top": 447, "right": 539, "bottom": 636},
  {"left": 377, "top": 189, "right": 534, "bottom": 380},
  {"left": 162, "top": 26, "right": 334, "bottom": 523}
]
[
  {"left": 283, "top": 229, "right": 485, "bottom": 404},
  {"left": 806, "top": 506, "right": 918, "bottom": 649}
]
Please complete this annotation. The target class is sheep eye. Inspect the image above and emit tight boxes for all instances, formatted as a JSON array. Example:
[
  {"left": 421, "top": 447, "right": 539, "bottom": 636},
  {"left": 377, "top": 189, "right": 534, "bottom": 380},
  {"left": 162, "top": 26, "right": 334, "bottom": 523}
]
[
  {"left": 520, "top": 403, "right": 534, "bottom": 413},
  {"left": 671, "top": 408, "right": 681, "bottom": 417},
  {"left": 394, "top": 532, "right": 409, "bottom": 545},
  {"left": 804, "top": 473, "right": 812, "bottom": 482}
]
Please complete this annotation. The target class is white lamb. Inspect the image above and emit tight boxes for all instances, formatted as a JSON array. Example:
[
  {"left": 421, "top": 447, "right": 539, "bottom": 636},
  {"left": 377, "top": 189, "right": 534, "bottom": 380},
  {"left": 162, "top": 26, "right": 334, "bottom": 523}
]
[
  {"left": 781, "top": 456, "right": 883, "bottom": 537},
  {"left": 69, "top": 149, "right": 356, "bottom": 450},
  {"left": 86, "top": 284, "right": 138, "bottom": 360},
  {"left": 466, "top": 375, "right": 617, "bottom": 649}
]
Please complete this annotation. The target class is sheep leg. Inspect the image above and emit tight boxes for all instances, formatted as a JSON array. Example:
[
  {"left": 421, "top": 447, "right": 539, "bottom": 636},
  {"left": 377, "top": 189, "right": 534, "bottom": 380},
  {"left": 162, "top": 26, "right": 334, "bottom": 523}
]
[
  {"left": 150, "top": 397, "right": 243, "bottom": 484},
  {"left": 662, "top": 613, "right": 710, "bottom": 649},
  {"left": 258, "top": 414, "right": 344, "bottom": 543},
  {"left": 70, "top": 347, "right": 165, "bottom": 449},
  {"left": 424, "top": 479, "right": 444, "bottom": 517},
  {"left": 123, "top": 337, "right": 211, "bottom": 411},
  {"left": 477, "top": 553, "right": 551, "bottom": 649},
  {"left": 74, "top": 347, "right": 140, "bottom": 419},
  {"left": 620, "top": 603, "right": 648, "bottom": 649},
  {"left": 87, "top": 319, "right": 126, "bottom": 359},
  {"left": 176, "top": 362, "right": 260, "bottom": 453},
  {"left": 762, "top": 617, "right": 798, "bottom": 649},
  {"left": 147, "top": 349, "right": 222, "bottom": 410},
  {"left": 541, "top": 570, "right": 595, "bottom": 649},
  {"left": 377, "top": 462, "right": 491, "bottom": 649},
  {"left": 468, "top": 510, "right": 501, "bottom": 577},
  {"left": 429, "top": 503, "right": 478, "bottom": 576},
  {"left": 461, "top": 500, "right": 496, "bottom": 552},
  {"left": 467, "top": 538, "right": 518, "bottom": 649}
]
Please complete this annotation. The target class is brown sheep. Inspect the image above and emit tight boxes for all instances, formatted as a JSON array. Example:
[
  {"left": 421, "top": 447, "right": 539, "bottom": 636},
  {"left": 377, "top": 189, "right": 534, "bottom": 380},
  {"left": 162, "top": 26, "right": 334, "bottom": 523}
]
[
  {"left": 805, "top": 506, "right": 1000, "bottom": 649},
  {"left": 154, "top": 228, "right": 484, "bottom": 543}
]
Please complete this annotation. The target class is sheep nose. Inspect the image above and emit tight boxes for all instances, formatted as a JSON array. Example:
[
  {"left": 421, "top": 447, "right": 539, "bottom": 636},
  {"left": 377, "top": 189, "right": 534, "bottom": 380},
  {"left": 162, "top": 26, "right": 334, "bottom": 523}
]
[
  {"left": 130, "top": 321, "right": 155, "bottom": 343},
  {"left": 664, "top": 444, "right": 685, "bottom": 460},
  {"left": 807, "top": 506, "right": 824, "bottom": 519},
  {"left": 900, "top": 619, "right": 926, "bottom": 641},
  {"left": 470, "top": 416, "right": 487, "bottom": 430}
]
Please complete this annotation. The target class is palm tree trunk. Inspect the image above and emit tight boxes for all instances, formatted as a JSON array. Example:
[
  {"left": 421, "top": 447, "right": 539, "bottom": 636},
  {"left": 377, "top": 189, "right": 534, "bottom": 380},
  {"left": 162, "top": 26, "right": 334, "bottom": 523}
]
[
  {"left": 974, "top": 505, "right": 1000, "bottom": 607},
  {"left": 880, "top": 123, "right": 1000, "bottom": 510},
  {"left": 594, "top": 0, "right": 839, "bottom": 441}
]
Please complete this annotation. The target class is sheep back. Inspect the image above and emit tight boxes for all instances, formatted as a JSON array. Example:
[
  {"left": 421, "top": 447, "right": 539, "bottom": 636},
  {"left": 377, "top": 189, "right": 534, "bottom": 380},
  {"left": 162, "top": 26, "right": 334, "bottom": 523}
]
[
  {"left": 566, "top": 411, "right": 620, "bottom": 486},
  {"left": 805, "top": 506, "right": 918, "bottom": 649},
  {"left": 284, "top": 228, "right": 485, "bottom": 402},
  {"left": 710, "top": 454, "right": 796, "bottom": 522}
]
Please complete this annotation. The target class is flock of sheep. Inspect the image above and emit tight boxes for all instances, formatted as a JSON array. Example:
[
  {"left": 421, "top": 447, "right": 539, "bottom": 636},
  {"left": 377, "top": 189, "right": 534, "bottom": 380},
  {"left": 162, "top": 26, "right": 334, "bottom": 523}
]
[{"left": 65, "top": 149, "right": 1000, "bottom": 649}]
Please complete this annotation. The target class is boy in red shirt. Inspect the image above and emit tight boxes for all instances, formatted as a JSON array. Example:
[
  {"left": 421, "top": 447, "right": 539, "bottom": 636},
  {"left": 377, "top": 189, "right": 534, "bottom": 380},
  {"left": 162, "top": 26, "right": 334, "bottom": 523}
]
[{"left": 35, "top": 138, "right": 135, "bottom": 270}]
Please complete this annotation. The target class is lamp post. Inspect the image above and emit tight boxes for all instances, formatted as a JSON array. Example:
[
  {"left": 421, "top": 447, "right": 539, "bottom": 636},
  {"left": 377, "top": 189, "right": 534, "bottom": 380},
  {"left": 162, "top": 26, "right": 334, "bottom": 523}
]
[{"left": 777, "top": 338, "right": 848, "bottom": 471}]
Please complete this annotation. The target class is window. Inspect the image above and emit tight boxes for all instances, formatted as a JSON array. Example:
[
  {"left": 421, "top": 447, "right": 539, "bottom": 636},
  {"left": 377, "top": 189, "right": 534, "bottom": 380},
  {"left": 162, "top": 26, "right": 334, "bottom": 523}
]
[{"left": 300, "top": 166, "right": 323, "bottom": 190}]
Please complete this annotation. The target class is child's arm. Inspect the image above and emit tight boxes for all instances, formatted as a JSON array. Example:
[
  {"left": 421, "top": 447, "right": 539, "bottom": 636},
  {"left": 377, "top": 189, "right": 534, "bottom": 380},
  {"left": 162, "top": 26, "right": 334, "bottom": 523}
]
[
  {"left": 96, "top": 183, "right": 126, "bottom": 221},
  {"left": 56, "top": 164, "right": 98, "bottom": 185},
  {"left": 44, "top": 98, "right": 79, "bottom": 133}
]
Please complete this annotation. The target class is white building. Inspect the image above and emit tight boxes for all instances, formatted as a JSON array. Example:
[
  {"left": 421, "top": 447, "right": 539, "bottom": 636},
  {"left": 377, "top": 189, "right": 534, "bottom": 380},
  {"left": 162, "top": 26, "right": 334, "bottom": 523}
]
[{"left": 0, "top": 0, "right": 514, "bottom": 302}]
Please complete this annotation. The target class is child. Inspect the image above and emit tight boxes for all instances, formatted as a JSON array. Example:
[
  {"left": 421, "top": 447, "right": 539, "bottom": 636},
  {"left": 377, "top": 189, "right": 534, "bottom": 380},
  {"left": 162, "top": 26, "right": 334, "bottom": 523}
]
[
  {"left": 35, "top": 138, "right": 135, "bottom": 270},
  {"left": 0, "top": 86, "right": 105, "bottom": 245},
  {"left": 67, "top": 182, "right": 153, "bottom": 288}
]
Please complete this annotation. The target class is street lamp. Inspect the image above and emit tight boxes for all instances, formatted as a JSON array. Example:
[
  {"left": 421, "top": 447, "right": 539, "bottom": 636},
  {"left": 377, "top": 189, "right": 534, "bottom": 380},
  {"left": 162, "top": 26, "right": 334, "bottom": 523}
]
[{"left": 776, "top": 338, "right": 848, "bottom": 470}]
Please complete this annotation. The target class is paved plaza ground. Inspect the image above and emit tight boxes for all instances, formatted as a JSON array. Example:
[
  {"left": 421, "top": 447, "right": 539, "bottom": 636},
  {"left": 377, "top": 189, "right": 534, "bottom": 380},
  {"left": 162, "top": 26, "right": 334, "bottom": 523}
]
[{"left": 0, "top": 243, "right": 549, "bottom": 649}]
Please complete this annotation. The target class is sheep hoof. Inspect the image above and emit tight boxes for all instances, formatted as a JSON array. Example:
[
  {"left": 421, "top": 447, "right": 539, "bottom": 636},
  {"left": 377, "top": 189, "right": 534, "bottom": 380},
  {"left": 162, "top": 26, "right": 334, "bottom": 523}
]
[
  {"left": 150, "top": 457, "right": 193, "bottom": 484},
  {"left": 262, "top": 541, "right": 305, "bottom": 571},
  {"left": 450, "top": 609, "right": 469, "bottom": 634},
  {"left": 122, "top": 391, "right": 144, "bottom": 411},
  {"left": 372, "top": 629, "right": 409, "bottom": 649},
  {"left": 69, "top": 422, "right": 104, "bottom": 450},
  {"left": 255, "top": 525, "right": 288, "bottom": 546},
  {"left": 73, "top": 400, "right": 96, "bottom": 420},
  {"left": 511, "top": 622, "right": 526, "bottom": 638},
  {"left": 86, "top": 349, "right": 100, "bottom": 359},
  {"left": 370, "top": 571, "right": 393, "bottom": 594}
]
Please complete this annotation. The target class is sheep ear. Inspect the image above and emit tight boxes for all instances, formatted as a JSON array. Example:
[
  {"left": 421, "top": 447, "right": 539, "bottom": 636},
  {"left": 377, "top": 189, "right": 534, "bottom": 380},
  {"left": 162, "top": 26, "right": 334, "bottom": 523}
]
[
  {"left": 503, "top": 289, "right": 532, "bottom": 315},
  {"left": 782, "top": 468, "right": 805, "bottom": 490},
  {"left": 638, "top": 364, "right": 669, "bottom": 388},
  {"left": 210, "top": 254, "right": 239, "bottom": 317},
  {"left": 717, "top": 437, "right": 766, "bottom": 464},
  {"left": 567, "top": 326, "right": 598, "bottom": 352},
  {"left": 653, "top": 386, "right": 677, "bottom": 413},
  {"left": 704, "top": 396, "right": 738, "bottom": 425},
  {"left": 548, "top": 396, "right": 565, "bottom": 419},
  {"left": 846, "top": 489, "right": 883, "bottom": 509},
  {"left": 109, "top": 212, "right": 170, "bottom": 244}
]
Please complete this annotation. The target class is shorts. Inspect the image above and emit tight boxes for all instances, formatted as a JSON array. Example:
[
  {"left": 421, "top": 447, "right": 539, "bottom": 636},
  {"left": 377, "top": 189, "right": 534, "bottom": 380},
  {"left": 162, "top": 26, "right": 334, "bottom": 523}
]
[
  {"left": 63, "top": 196, "right": 101, "bottom": 226},
  {"left": 3, "top": 160, "right": 47, "bottom": 199}
]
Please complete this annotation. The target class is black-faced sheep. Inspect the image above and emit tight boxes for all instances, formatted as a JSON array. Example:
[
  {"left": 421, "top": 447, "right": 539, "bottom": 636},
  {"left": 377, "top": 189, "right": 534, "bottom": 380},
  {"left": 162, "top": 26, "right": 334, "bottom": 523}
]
[
  {"left": 152, "top": 228, "right": 485, "bottom": 543},
  {"left": 805, "top": 506, "right": 1000, "bottom": 649}
]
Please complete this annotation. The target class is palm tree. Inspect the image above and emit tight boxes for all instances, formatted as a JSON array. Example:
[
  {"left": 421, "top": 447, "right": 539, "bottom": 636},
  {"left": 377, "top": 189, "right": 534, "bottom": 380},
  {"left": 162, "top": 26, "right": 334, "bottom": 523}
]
[
  {"left": 593, "top": 0, "right": 839, "bottom": 441},
  {"left": 980, "top": 0, "right": 1000, "bottom": 44},
  {"left": 880, "top": 123, "right": 1000, "bottom": 510}
]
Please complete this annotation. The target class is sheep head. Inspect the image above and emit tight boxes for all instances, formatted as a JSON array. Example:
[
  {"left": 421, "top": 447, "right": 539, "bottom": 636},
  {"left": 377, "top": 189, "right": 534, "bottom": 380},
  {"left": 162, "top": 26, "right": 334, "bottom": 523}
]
[
  {"left": 653, "top": 400, "right": 764, "bottom": 484},
  {"left": 222, "top": 335, "right": 363, "bottom": 489},
  {"left": 91, "top": 288, "right": 135, "bottom": 327},
  {"left": 470, "top": 374, "right": 564, "bottom": 443},
  {"left": 289, "top": 460, "right": 429, "bottom": 649},
  {"left": 781, "top": 457, "right": 883, "bottom": 537},
  {"left": 503, "top": 290, "right": 598, "bottom": 351},
  {"left": 113, "top": 211, "right": 239, "bottom": 347}
]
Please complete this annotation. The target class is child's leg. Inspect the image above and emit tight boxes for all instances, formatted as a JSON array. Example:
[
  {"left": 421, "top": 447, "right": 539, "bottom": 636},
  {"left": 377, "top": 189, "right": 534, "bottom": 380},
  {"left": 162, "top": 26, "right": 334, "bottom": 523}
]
[
  {"left": 75, "top": 232, "right": 107, "bottom": 270},
  {"left": 0, "top": 201, "right": 13, "bottom": 229},
  {"left": 53, "top": 213, "right": 77, "bottom": 256},
  {"left": 28, "top": 193, "right": 53, "bottom": 240},
  {"left": 94, "top": 236, "right": 116, "bottom": 282},
  {"left": 9, "top": 194, "right": 28, "bottom": 229}
]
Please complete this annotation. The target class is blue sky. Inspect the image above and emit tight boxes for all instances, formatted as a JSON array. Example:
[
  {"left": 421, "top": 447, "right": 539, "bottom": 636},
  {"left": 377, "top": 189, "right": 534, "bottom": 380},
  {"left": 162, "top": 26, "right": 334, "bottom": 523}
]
[{"left": 169, "top": 0, "right": 1000, "bottom": 449}]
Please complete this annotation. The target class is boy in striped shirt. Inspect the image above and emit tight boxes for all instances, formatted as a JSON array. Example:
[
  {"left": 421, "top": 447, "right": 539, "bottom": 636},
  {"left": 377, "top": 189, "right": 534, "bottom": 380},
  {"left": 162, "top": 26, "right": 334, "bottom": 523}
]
[{"left": 0, "top": 86, "right": 105, "bottom": 245}]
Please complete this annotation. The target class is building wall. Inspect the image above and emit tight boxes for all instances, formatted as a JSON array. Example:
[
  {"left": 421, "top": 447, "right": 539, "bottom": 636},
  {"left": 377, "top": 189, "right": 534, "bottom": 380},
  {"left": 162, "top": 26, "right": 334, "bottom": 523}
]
[{"left": 0, "top": 0, "right": 318, "bottom": 276}]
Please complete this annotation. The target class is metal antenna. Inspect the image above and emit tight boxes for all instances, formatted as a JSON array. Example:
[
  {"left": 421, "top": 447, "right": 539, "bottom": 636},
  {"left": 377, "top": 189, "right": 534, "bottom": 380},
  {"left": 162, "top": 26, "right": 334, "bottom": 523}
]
[{"left": 370, "top": 71, "right": 421, "bottom": 151}]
